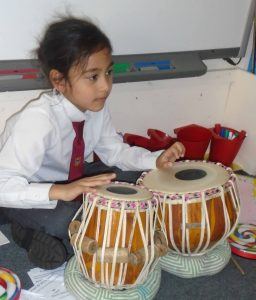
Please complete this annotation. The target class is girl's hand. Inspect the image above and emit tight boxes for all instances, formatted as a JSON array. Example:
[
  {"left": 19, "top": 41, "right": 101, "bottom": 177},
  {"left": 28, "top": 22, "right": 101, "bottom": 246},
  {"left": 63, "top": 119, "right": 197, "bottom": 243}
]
[
  {"left": 49, "top": 173, "right": 116, "bottom": 201},
  {"left": 156, "top": 142, "right": 185, "bottom": 169}
]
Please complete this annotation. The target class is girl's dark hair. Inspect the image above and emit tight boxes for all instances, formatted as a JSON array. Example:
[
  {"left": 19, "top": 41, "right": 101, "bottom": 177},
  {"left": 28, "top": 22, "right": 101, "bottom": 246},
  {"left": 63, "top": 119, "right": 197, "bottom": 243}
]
[{"left": 36, "top": 16, "right": 112, "bottom": 79}]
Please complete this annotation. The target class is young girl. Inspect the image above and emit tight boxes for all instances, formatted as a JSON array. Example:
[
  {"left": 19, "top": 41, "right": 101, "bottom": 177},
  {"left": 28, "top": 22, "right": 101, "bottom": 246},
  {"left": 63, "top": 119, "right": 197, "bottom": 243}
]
[{"left": 0, "top": 16, "right": 185, "bottom": 269}]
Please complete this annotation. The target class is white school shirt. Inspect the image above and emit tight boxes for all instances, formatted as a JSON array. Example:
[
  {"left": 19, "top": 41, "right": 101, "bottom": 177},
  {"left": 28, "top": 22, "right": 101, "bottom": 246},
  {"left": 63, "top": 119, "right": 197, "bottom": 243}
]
[{"left": 0, "top": 91, "right": 161, "bottom": 209}]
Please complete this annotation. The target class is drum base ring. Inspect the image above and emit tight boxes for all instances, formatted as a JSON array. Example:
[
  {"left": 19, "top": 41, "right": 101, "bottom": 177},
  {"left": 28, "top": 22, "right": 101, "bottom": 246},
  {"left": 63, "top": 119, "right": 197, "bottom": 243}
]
[
  {"left": 160, "top": 240, "right": 231, "bottom": 278},
  {"left": 64, "top": 256, "right": 161, "bottom": 300}
]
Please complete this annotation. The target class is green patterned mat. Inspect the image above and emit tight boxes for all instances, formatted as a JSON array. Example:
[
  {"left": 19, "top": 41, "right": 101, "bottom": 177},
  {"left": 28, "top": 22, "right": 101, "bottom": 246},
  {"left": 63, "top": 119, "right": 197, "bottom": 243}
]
[
  {"left": 160, "top": 240, "right": 231, "bottom": 278},
  {"left": 64, "top": 257, "right": 161, "bottom": 300}
]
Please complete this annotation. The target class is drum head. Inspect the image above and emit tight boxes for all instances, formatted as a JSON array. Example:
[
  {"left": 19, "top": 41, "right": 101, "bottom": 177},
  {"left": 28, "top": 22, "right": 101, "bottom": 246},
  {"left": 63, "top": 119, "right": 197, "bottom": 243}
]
[
  {"left": 142, "top": 161, "right": 230, "bottom": 193},
  {"left": 95, "top": 182, "right": 152, "bottom": 201}
]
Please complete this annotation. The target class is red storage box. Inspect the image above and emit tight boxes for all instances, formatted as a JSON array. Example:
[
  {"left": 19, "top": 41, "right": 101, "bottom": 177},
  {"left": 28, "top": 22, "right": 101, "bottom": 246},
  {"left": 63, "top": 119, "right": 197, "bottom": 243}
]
[
  {"left": 174, "top": 124, "right": 212, "bottom": 160},
  {"left": 209, "top": 124, "right": 246, "bottom": 167}
]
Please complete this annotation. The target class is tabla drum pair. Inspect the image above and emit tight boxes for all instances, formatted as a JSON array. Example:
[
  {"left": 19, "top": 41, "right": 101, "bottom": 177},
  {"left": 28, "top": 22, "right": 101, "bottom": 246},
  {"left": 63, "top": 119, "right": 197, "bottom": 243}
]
[
  {"left": 137, "top": 160, "right": 240, "bottom": 277},
  {"left": 65, "top": 182, "right": 166, "bottom": 300}
]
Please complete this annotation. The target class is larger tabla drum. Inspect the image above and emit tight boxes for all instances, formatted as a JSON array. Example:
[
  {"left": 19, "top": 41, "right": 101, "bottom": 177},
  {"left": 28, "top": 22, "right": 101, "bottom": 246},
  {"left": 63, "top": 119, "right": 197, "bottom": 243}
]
[{"left": 138, "top": 160, "right": 240, "bottom": 256}]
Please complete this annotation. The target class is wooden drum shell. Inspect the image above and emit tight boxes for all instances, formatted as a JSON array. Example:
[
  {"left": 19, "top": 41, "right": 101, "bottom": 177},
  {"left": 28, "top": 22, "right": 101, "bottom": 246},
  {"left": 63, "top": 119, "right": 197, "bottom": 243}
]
[
  {"left": 138, "top": 160, "right": 240, "bottom": 255},
  {"left": 160, "top": 189, "right": 237, "bottom": 254},
  {"left": 69, "top": 182, "right": 163, "bottom": 289},
  {"left": 82, "top": 207, "right": 149, "bottom": 285}
]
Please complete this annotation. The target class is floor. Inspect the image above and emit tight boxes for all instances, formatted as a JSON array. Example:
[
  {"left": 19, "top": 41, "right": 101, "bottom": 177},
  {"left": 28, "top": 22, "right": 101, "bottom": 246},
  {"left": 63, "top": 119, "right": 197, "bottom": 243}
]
[{"left": 0, "top": 223, "right": 256, "bottom": 299}]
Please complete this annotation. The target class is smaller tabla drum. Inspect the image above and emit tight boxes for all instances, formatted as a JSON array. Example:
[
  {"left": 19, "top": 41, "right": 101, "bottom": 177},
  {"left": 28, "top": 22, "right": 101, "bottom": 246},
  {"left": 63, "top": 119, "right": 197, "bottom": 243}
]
[
  {"left": 137, "top": 160, "right": 240, "bottom": 256},
  {"left": 68, "top": 182, "right": 167, "bottom": 290}
]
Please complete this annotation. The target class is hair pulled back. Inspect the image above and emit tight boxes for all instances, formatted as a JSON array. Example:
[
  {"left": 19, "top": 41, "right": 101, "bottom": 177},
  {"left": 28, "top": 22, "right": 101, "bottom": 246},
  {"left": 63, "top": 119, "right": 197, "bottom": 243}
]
[{"left": 36, "top": 17, "right": 112, "bottom": 80}]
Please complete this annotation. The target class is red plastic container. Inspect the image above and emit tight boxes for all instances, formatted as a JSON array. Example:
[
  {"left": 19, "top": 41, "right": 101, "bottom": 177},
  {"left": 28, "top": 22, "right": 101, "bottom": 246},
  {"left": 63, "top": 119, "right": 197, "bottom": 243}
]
[
  {"left": 124, "top": 129, "right": 175, "bottom": 151},
  {"left": 123, "top": 133, "right": 151, "bottom": 149},
  {"left": 147, "top": 129, "right": 175, "bottom": 150},
  {"left": 174, "top": 124, "right": 212, "bottom": 160},
  {"left": 209, "top": 124, "right": 246, "bottom": 167}
]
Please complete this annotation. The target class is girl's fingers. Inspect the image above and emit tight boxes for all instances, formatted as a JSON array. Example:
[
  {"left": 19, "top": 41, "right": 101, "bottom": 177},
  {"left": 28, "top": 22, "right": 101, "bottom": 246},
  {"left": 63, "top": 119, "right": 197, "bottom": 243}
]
[
  {"left": 75, "top": 173, "right": 116, "bottom": 185},
  {"left": 164, "top": 148, "right": 178, "bottom": 161},
  {"left": 164, "top": 161, "right": 173, "bottom": 168},
  {"left": 171, "top": 148, "right": 179, "bottom": 160},
  {"left": 176, "top": 142, "right": 185, "bottom": 156},
  {"left": 81, "top": 187, "right": 97, "bottom": 194},
  {"left": 78, "top": 179, "right": 113, "bottom": 187},
  {"left": 84, "top": 173, "right": 116, "bottom": 181},
  {"left": 167, "top": 143, "right": 185, "bottom": 159}
]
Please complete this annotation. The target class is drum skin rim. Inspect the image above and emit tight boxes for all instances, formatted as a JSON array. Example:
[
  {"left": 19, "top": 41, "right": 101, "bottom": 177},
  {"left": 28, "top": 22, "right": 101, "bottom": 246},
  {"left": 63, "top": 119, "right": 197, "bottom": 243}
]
[
  {"left": 139, "top": 160, "right": 234, "bottom": 194},
  {"left": 94, "top": 181, "right": 153, "bottom": 201}
]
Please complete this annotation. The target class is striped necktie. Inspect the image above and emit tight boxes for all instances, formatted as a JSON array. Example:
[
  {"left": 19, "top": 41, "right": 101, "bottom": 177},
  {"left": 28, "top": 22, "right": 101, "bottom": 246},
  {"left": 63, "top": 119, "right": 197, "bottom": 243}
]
[{"left": 68, "top": 121, "right": 85, "bottom": 181}]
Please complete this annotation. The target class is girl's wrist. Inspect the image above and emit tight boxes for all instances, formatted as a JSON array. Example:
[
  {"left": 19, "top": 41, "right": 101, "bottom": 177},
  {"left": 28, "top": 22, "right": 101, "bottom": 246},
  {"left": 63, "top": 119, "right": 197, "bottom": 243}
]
[{"left": 49, "top": 184, "right": 64, "bottom": 201}]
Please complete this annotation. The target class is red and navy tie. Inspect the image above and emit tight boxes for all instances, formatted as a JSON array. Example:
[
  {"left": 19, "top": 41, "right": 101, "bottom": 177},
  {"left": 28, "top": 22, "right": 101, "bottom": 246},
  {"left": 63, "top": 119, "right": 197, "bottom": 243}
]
[{"left": 68, "top": 121, "right": 85, "bottom": 182}]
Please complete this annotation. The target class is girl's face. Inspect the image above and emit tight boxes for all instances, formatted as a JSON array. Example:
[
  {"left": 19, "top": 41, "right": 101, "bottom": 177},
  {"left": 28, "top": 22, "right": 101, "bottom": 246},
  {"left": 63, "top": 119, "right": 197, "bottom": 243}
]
[{"left": 60, "top": 48, "right": 113, "bottom": 112}]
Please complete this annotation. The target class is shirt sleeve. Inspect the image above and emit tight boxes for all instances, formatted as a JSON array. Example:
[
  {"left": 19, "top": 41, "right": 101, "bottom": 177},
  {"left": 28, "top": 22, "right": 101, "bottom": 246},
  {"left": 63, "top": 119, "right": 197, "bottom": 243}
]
[
  {"left": 94, "top": 106, "right": 163, "bottom": 171},
  {"left": 0, "top": 109, "right": 57, "bottom": 209}
]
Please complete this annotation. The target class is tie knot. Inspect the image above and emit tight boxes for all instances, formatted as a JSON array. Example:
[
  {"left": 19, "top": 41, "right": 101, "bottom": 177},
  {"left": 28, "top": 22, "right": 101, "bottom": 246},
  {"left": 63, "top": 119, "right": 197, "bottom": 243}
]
[{"left": 72, "top": 121, "right": 85, "bottom": 138}]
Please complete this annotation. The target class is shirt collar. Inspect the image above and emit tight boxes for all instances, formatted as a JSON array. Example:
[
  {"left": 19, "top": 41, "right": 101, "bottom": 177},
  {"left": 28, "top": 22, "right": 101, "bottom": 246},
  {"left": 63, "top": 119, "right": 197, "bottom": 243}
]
[{"left": 57, "top": 93, "right": 91, "bottom": 122}]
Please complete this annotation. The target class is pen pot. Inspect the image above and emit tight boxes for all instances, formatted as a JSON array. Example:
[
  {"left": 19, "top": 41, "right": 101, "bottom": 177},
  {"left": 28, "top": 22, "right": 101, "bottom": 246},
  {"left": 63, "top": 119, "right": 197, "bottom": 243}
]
[
  {"left": 174, "top": 124, "right": 212, "bottom": 160},
  {"left": 208, "top": 124, "right": 246, "bottom": 167}
]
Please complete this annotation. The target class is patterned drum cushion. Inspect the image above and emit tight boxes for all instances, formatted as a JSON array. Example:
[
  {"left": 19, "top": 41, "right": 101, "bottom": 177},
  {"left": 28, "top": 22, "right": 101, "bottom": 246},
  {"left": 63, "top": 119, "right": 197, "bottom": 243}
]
[
  {"left": 64, "top": 257, "right": 161, "bottom": 300},
  {"left": 160, "top": 240, "right": 231, "bottom": 278}
]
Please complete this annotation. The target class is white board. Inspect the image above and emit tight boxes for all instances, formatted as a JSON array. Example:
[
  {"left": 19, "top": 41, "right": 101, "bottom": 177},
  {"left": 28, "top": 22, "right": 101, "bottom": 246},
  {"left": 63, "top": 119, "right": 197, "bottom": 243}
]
[{"left": 0, "top": 0, "right": 253, "bottom": 59}]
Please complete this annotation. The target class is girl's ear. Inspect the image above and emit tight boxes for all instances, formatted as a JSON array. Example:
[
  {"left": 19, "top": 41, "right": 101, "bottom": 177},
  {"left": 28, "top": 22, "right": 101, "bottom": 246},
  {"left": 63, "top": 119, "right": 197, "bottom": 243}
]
[{"left": 49, "top": 69, "right": 66, "bottom": 93}]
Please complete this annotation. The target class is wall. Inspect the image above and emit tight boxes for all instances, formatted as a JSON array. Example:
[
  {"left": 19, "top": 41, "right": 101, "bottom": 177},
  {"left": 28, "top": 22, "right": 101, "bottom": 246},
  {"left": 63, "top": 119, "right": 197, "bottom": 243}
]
[
  {"left": 0, "top": 69, "right": 255, "bottom": 174},
  {"left": 225, "top": 70, "right": 256, "bottom": 174},
  {"left": 109, "top": 70, "right": 234, "bottom": 135},
  {"left": 0, "top": 70, "right": 234, "bottom": 134}
]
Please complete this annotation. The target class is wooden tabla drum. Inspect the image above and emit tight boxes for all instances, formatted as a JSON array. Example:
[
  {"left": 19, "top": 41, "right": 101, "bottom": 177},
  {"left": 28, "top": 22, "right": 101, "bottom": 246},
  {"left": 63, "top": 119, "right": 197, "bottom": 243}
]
[
  {"left": 68, "top": 182, "right": 167, "bottom": 290},
  {"left": 137, "top": 160, "right": 240, "bottom": 256}
]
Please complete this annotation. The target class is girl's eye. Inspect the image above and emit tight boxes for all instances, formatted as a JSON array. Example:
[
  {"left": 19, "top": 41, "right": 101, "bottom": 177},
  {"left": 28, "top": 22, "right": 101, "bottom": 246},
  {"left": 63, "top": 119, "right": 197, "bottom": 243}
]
[
  {"left": 87, "top": 74, "right": 98, "bottom": 81},
  {"left": 106, "top": 69, "right": 113, "bottom": 76}
]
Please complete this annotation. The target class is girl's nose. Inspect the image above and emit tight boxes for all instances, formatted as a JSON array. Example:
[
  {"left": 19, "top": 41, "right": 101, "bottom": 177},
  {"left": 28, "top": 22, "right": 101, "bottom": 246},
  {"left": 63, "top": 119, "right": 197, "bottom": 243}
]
[{"left": 99, "top": 76, "right": 112, "bottom": 92}]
